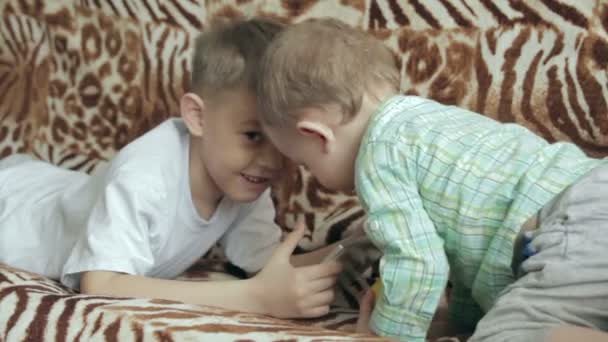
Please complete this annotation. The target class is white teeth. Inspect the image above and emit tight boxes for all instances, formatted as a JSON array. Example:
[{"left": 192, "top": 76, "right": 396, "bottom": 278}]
[{"left": 243, "top": 174, "right": 267, "bottom": 184}]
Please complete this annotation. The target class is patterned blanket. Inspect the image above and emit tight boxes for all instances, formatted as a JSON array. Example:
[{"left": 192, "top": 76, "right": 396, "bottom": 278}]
[
  {"left": 0, "top": 263, "right": 385, "bottom": 341},
  {"left": 1, "top": 0, "right": 607, "bottom": 340}
]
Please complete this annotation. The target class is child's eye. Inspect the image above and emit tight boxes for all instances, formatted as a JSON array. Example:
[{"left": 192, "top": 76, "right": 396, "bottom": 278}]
[{"left": 244, "top": 132, "right": 262, "bottom": 142}]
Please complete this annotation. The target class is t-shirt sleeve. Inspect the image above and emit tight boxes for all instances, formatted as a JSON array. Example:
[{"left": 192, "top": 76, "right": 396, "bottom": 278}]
[
  {"left": 61, "top": 171, "right": 164, "bottom": 290},
  {"left": 220, "top": 189, "right": 281, "bottom": 273}
]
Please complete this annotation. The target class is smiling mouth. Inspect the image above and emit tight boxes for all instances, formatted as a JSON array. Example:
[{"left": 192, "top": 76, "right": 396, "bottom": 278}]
[{"left": 241, "top": 173, "right": 270, "bottom": 184}]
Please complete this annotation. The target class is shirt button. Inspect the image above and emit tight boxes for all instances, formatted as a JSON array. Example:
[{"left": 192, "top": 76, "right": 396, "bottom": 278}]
[{"left": 366, "top": 220, "right": 380, "bottom": 231}]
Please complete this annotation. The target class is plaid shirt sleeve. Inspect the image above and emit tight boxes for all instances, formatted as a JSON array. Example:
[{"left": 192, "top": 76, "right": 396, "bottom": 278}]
[{"left": 356, "top": 140, "right": 450, "bottom": 342}]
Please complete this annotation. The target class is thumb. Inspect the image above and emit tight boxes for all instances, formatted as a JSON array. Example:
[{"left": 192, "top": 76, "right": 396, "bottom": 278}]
[{"left": 275, "top": 218, "right": 307, "bottom": 258}]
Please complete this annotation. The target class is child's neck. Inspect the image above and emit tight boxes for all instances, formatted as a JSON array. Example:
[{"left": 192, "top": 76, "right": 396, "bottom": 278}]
[{"left": 351, "top": 89, "right": 397, "bottom": 140}]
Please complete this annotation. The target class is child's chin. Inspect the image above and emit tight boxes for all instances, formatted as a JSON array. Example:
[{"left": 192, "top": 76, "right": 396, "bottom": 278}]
[{"left": 226, "top": 189, "right": 265, "bottom": 203}]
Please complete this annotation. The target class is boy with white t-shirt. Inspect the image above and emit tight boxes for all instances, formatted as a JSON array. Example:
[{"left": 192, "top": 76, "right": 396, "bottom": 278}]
[{"left": 0, "top": 18, "right": 342, "bottom": 319}]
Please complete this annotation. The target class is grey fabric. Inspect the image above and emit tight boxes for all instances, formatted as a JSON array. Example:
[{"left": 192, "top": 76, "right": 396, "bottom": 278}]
[{"left": 470, "top": 162, "right": 608, "bottom": 342}]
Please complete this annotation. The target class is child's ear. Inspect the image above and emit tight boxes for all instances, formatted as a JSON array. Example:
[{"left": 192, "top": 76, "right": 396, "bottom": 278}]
[
  {"left": 181, "top": 93, "right": 205, "bottom": 137},
  {"left": 296, "top": 121, "right": 335, "bottom": 154}
]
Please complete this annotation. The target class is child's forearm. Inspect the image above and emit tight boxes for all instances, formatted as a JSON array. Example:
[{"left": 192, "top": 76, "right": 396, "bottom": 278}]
[
  {"left": 80, "top": 271, "right": 265, "bottom": 314},
  {"left": 79, "top": 225, "right": 343, "bottom": 319}
]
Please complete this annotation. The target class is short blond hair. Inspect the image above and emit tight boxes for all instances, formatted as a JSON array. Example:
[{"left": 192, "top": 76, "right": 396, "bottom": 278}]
[
  {"left": 190, "top": 17, "right": 283, "bottom": 99},
  {"left": 257, "top": 18, "right": 400, "bottom": 126}
]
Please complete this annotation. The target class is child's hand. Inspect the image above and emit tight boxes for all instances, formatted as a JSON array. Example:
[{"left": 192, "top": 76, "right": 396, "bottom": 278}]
[
  {"left": 356, "top": 288, "right": 376, "bottom": 335},
  {"left": 250, "top": 220, "right": 343, "bottom": 318}
]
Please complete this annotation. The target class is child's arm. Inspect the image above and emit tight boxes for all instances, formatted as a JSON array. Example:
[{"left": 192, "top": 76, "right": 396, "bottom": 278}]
[
  {"left": 81, "top": 223, "right": 342, "bottom": 318},
  {"left": 356, "top": 289, "right": 399, "bottom": 342},
  {"left": 81, "top": 271, "right": 264, "bottom": 312},
  {"left": 357, "top": 141, "right": 449, "bottom": 342},
  {"left": 218, "top": 191, "right": 344, "bottom": 270}
]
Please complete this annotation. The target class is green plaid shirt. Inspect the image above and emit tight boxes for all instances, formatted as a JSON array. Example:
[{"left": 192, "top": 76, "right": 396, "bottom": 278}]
[{"left": 355, "top": 95, "right": 605, "bottom": 341}]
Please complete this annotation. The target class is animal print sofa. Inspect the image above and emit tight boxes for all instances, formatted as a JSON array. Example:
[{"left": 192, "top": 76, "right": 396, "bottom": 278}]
[{"left": 1, "top": 0, "right": 607, "bottom": 341}]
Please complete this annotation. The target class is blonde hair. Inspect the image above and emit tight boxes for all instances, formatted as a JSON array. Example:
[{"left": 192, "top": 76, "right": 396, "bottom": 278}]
[
  {"left": 257, "top": 18, "right": 400, "bottom": 126},
  {"left": 190, "top": 17, "right": 284, "bottom": 99}
]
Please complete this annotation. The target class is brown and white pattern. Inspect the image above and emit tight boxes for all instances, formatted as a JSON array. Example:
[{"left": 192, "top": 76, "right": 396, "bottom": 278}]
[
  {"left": 384, "top": 24, "right": 608, "bottom": 156},
  {"left": 1, "top": 0, "right": 607, "bottom": 340},
  {"left": 365, "top": 0, "right": 598, "bottom": 31},
  {"left": 0, "top": 263, "right": 390, "bottom": 341},
  {"left": 0, "top": 13, "right": 49, "bottom": 158}
]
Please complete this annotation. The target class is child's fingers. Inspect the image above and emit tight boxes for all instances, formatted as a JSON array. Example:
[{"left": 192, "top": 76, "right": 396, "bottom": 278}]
[
  {"left": 300, "top": 261, "right": 343, "bottom": 279},
  {"left": 301, "top": 289, "right": 335, "bottom": 308},
  {"left": 274, "top": 218, "right": 307, "bottom": 258},
  {"left": 306, "top": 277, "right": 337, "bottom": 293},
  {"left": 300, "top": 305, "right": 330, "bottom": 318}
]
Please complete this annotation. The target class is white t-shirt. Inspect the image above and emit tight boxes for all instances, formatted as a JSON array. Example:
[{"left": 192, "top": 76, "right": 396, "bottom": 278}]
[{"left": 0, "top": 119, "right": 281, "bottom": 289}]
